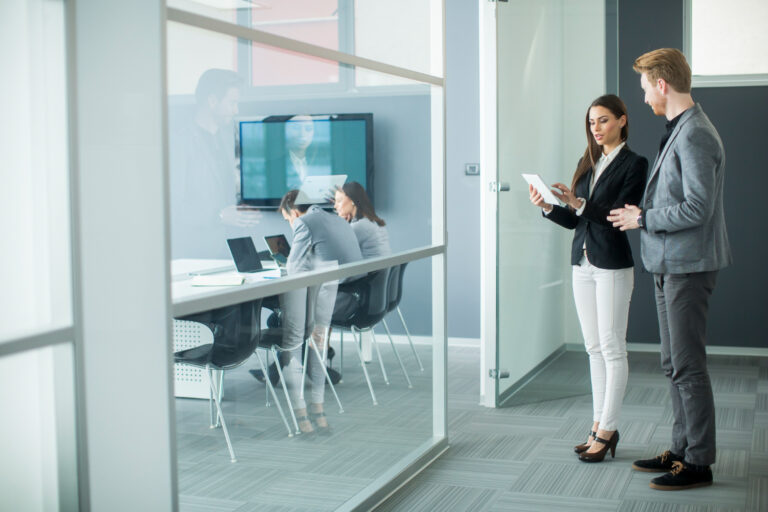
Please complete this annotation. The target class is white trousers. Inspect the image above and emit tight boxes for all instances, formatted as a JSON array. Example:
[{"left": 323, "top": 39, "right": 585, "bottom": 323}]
[{"left": 572, "top": 256, "right": 633, "bottom": 431}]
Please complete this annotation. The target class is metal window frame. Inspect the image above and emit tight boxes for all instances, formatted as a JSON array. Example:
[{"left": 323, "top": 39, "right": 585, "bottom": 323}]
[{"left": 683, "top": 0, "right": 768, "bottom": 88}]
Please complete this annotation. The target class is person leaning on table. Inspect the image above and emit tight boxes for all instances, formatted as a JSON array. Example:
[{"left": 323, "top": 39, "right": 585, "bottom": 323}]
[{"left": 529, "top": 94, "right": 647, "bottom": 463}]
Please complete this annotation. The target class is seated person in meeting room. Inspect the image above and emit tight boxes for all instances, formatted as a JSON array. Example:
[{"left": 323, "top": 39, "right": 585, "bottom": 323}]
[
  {"left": 257, "top": 189, "right": 362, "bottom": 434},
  {"left": 334, "top": 181, "right": 391, "bottom": 258}
]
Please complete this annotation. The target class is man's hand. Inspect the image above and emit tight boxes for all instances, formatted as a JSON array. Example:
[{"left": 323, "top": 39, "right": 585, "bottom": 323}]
[{"left": 608, "top": 204, "right": 642, "bottom": 231}]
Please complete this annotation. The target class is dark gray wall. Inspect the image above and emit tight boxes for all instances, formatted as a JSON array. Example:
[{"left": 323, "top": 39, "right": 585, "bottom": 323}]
[
  {"left": 445, "top": 0, "right": 481, "bottom": 339},
  {"left": 618, "top": 0, "right": 768, "bottom": 347}
]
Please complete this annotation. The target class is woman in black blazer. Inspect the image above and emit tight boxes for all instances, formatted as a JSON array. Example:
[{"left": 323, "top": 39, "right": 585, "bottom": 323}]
[{"left": 529, "top": 94, "right": 648, "bottom": 462}]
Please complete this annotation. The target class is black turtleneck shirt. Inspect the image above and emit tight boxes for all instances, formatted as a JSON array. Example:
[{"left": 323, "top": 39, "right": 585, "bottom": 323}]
[{"left": 659, "top": 111, "right": 685, "bottom": 154}]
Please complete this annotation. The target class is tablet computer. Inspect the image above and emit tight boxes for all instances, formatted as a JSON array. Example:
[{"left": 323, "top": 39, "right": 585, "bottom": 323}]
[
  {"left": 295, "top": 174, "right": 347, "bottom": 205},
  {"left": 521, "top": 173, "right": 560, "bottom": 204}
]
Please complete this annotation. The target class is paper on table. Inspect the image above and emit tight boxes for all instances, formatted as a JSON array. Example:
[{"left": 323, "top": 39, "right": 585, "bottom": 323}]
[{"left": 521, "top": 174, "right": 560, "bottom": 204}]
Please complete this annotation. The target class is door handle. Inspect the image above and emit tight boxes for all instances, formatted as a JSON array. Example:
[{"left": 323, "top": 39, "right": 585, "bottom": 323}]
[
  {"left": 489, "top": 369, "right": 510, "bottom": 379},
  {"left": 489, "top": 181, "right": 511, "bottom": 192}
]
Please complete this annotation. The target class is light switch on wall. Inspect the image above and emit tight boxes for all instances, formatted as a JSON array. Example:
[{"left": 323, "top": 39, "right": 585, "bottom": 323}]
[{"left": 465, "top": 163, "right": 480, "bottom": 176}]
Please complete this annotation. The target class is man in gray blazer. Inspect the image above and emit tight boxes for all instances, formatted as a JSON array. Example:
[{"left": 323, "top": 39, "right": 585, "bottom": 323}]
[{"left": 609, "top": 48, "right": 731, "bottom": 491}]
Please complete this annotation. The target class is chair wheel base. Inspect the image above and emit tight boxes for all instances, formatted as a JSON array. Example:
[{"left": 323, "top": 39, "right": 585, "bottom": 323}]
[{"left": 229, "top": 458, "right": 237, "bottom": 463}]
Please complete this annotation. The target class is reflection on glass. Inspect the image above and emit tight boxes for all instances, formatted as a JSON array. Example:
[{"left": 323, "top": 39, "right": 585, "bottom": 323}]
[
  {"left": 0, "top": 344, "right": 78, "bottom": 511},
  {"left": 169, "top": 26, "right": 440, "bottom": 509},
  {"left": 170, "top": 68, "right": 263, "bottom": 259},
  {"left": 239, "top": 114, "right": 372, "bottom": 206},
  {"left": 167, "top": 0, "right": 442, "bottom": 82}
]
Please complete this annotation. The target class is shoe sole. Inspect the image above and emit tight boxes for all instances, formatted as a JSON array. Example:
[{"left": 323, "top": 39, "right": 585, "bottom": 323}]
[
  {"left": 632, "top": 464, "right": 672, "bottom": 472},
  {"left": 649, "top": 481, "right": 713, "bottom": 491}
]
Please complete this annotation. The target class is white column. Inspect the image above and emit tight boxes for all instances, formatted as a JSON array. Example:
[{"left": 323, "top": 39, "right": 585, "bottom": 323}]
[{"left": 69, "top": 0, "right": 176, "bottom": 510}]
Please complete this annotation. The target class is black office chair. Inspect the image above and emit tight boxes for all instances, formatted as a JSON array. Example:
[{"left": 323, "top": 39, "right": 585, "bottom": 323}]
[
  {"left": 174, "top": 299, "right": 293, "bottom": 462},
  {"left": 331, "top": 268, "right": 391, "bottom": 405}
]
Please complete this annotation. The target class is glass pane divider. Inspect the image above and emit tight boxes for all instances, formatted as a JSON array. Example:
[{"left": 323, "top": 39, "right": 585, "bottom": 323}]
[
  {"left": 166, "top": 7, "right": 445, "bottom": 87},
  {"left": 0, "top": 325, "right": 75, "bottom": 358}
]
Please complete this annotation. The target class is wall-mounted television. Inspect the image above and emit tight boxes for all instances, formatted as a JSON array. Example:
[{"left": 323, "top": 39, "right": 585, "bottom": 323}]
[{"left": 237, "top": 113, "right": 373, "bottom": 208}]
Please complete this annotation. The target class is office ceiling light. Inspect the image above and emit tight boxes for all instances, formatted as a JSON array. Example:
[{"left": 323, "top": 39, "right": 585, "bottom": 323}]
[{"left": 189, "top": 0, "right": 270, "bottom": 10}]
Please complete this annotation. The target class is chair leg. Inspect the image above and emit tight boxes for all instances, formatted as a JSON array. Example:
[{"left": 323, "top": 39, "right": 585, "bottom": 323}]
[
  {"left": 307, "top": 334, "right": 344, "bottom": 413},
  {"left": 208, "top": 369, "right": 223, "bottom": 428},
  {"left": 255, "top": 351, "right": 293, "bottom": 437},
  {"left": 272, "top": 346, "right": 300, "bottom": 434},
  {"left": 265, "top": 349, "right": 270, "bottom": 408},
  {"left": 340, "top": 330, "right": 344, "bottom": 372},
  {"left": 216, "top": 370, "right": 224, "bottom": 426},
  {"left": 208, "top": 368, "right": 216, "bottom": 428},
  {"left": 397, "top": 306, "right": 424, "bottom": 371},
  {"left": 352, "top": 326, "right": 377, "bottom": 405},
  {"left": 370, "top": 328, "right": 389, "bottom": 385},
  {"left": 206, "top": 366, "right": 236, "bottom": 462},
  {"left": 300, "top": 339, "right": 310, "bottom": 401},
  {"left": 381, "top": 321, "right": 412, "bottom": 389}
]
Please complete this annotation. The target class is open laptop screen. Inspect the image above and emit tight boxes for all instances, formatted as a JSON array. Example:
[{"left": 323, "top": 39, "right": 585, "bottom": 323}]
[
  {"left": 226, "top": 237, "right": 265, "bottom": 273},
  {"left": 264, "top": 234, "right": 290, "bottom": 267}
]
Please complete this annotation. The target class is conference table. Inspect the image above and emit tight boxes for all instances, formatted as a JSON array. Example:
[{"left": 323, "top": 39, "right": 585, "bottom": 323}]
[{"left": 171, "top": 258, "right": 282, "bottom": 398}]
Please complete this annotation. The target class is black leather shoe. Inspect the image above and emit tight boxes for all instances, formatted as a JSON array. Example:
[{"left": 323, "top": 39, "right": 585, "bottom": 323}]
[
  {"left": 326, "top": 367, "right": 342, "bottom": 385},
  {"left": 632, "top": 450, "right": 683, "bottom": 472},
  {"left": 249, "top": 363, "right": 280, "bottom": 386},
  {"left": 649, "top": 461, "right": 713, "bottom": 490}
]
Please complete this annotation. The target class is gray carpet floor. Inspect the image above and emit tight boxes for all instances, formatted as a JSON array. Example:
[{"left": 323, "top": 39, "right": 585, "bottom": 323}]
[
  {"left": 176, "top": 344, "right": 768, "bottom": 511},
  {"left": 176, "top": 338, "right": 434, "bottom": 512},
  {"left": 376, "top": 348, "right": 768, "bottom": 512}
]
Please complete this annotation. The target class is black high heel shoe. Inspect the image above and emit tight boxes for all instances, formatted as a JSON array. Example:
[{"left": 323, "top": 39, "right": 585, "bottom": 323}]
[
  {"left": 578, "top": 431, "right": 619, "bottom": 462},
  {"left": 574, "top": 431, "right": 597, "bottom": 454}
]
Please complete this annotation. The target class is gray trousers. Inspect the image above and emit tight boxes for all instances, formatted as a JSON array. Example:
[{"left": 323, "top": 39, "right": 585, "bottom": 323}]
[
  {"left": 654, "top": 271, "right": 718, "bottom": 466},
  {"left": 278, "top": 281, "right": 338, "bottom": 410}
]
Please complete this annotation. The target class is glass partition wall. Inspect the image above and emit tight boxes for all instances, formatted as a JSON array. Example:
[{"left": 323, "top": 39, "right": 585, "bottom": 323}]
[
  {"left": 166, "top": 3, "right": 446, "bottom": 510},
  {"left": 0, "top": 1, "right": 79, "bottom": 510}
]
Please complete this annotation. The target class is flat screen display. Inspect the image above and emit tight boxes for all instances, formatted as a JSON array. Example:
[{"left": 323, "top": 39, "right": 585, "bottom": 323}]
[{"left": 238, "top": 113, "right": 373, "bottom": 208}]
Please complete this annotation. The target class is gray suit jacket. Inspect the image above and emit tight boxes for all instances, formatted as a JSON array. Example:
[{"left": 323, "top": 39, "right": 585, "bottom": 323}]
[
  {"left": 641, "top": 104, "right": 732, "bottom": 274},
  {"left": 287, "top": 204, "right": 363, "bottom": 275}
]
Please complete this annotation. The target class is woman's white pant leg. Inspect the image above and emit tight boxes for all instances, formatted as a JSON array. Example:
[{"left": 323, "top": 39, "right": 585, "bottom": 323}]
[{"left": 572, "top": 262, "right": 604, "bottom": 423}]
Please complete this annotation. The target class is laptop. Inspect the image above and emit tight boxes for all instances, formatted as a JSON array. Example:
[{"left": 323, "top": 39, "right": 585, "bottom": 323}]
[
  {"left": 263, "top": 234, "right": 291, "bottom": 269},
  {"left": 226, "top": 237, "right": 271, "bottom": 273}
]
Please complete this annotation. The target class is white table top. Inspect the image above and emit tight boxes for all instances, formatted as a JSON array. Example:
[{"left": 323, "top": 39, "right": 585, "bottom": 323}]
[{"left": 171, "top": 258, "right": 282, "bottom": 308}]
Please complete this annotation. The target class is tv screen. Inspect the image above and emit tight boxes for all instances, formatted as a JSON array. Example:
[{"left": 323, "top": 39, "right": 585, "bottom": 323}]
[{"left": 238, "top": 113, "right": 373, "bottom": 208}]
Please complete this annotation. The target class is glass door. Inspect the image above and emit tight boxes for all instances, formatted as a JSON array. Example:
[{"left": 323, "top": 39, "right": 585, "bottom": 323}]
[{"left": 494, "top": 0, "right": 605, "bottom": 406}]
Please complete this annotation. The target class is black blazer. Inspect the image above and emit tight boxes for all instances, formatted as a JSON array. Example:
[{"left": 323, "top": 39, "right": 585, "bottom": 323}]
[{"left": 545, "top": 146, "right": 648, "bottom": 269}]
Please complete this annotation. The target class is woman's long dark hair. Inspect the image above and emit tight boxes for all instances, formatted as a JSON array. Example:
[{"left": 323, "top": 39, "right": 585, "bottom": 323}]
[
  {"left": 342, "top": 181, "right": 385, "bottom": 226},
  {"left": 570, "top": 94, "right": 629, "bottom": 192}
]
